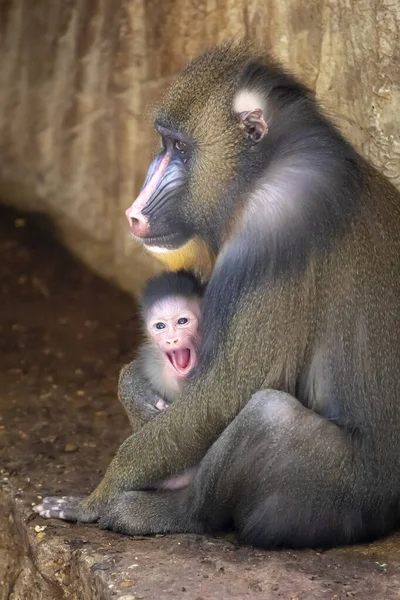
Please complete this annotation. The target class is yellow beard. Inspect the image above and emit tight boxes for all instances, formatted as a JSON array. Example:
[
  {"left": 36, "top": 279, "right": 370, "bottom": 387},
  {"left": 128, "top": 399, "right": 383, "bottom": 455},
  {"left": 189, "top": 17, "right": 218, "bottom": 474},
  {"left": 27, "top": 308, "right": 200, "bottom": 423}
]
[{"left": 148, "top": 238, "right": 215, "bottom": 283}]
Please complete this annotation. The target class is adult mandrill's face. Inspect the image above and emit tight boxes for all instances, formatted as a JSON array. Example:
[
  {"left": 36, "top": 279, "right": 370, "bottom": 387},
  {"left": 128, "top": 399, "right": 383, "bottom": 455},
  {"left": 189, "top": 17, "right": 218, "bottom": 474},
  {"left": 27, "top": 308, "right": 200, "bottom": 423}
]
[
  {"left": 124, "top": 47, "right": 269, "bottom": 262},
  {"left": 125, "top": 123, "right": 195, "bottom": 253}
]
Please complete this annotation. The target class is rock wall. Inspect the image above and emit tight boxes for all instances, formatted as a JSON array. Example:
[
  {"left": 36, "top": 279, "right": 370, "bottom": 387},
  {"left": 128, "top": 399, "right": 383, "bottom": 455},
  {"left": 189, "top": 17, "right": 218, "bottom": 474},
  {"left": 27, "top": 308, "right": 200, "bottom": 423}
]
[{"left": 0, "top": 0, "right": 399, "bottom": 296}]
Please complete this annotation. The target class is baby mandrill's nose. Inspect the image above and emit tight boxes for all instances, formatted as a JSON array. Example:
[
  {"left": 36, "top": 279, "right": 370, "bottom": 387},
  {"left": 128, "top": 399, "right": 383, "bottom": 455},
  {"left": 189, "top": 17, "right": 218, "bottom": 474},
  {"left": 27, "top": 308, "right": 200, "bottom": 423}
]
[{"left": 166, "top": 338, "right": 179, "bottom": 345}]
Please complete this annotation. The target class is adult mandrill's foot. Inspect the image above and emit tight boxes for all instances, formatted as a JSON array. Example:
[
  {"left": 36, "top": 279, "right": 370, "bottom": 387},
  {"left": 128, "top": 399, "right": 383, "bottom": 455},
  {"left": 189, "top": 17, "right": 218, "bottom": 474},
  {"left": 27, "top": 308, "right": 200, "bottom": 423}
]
[{"left": 33, "top": 495, "right": 100, "bottom": 523}]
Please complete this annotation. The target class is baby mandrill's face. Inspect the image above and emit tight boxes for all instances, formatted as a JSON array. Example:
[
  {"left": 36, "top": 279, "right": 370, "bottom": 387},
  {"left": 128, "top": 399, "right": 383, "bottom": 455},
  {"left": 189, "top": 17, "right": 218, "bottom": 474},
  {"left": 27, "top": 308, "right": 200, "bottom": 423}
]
[{"left": 147, "top": 296, "right": 201, "bottom": 378}]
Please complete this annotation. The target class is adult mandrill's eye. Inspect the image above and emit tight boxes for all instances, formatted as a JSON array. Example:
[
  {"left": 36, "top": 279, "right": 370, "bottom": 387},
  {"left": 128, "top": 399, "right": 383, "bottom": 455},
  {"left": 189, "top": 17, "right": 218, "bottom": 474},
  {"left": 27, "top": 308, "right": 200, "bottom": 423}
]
[
  {"left": 174, "top": 140, "right": 187, "bottom": 154},
  {"left": 155, "top": 322, "right": 166, "bottom": 330},
  {"left": 177, "top": 317, "right": 188, "bottom": 325}
]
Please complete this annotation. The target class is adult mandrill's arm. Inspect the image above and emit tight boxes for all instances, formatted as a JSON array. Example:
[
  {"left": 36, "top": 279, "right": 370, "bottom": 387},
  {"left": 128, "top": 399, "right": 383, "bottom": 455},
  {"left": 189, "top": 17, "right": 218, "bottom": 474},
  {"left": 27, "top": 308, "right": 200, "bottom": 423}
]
[
  {"left": 86, "top": 258, "right": 278, "bottom": 514},
  {"left": 33, "top": 273, "right": 272, "bottom": 522},
  {"left": 34, "top": 368, "right": 259, "bottom": 522},
  {"left": 95, "top": 367, "right": 238, "bottom": 498}
]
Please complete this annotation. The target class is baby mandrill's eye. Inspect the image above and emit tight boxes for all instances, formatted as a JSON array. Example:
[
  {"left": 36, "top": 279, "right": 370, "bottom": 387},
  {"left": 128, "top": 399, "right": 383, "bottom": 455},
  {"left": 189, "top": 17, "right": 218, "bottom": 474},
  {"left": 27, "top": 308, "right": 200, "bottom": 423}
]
[
  {"left": 177, "top": 317, "right": 188, "bottom": 325},
  {"left": 155, "top": 322, "right": 166, "bottom": 330}
]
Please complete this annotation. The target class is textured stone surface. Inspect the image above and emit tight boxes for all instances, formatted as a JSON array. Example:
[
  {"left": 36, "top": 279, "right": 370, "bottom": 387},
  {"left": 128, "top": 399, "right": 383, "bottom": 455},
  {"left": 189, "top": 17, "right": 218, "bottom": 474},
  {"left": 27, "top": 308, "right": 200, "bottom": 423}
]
[{"left": 0, "top": 1, "right": 398, "bottom": 295}]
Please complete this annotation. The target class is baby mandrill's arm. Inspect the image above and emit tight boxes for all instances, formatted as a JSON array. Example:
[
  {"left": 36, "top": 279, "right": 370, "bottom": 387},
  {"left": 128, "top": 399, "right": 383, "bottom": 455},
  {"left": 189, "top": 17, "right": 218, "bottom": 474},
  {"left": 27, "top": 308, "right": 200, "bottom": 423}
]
[{"left": 118, "top": 359, "right": 170, "bottom": 433}]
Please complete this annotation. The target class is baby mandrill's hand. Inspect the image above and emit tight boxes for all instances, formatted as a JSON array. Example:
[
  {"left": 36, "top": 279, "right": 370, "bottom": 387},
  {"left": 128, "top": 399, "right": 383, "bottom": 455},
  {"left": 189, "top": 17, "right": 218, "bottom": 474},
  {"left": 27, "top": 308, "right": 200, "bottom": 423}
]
[
  {"left": 155, "top": 397, "right": 170, "bottom": 411},
  {"left": 118, "top": 360, "right": 171, "bottom": 428}
]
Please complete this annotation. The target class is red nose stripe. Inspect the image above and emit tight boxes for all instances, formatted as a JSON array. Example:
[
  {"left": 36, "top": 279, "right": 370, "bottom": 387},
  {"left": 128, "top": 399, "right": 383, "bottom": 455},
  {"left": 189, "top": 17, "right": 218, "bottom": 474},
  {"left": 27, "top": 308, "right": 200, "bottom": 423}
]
[{"left": 125, "top": 150, "right": 171, "bottom": 218}]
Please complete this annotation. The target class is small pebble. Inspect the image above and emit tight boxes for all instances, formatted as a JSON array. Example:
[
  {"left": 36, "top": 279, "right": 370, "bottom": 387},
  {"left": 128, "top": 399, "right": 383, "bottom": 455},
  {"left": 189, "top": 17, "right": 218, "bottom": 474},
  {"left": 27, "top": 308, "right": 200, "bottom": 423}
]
[
  {"left": 63, "top": 443, "right": 78, "bottom": 453},
  {"left": 32, "top": 276, "right": 49, "bottom": 297},
  {"left": 91, "top": 561, "right": 114, "bottom": 572}
]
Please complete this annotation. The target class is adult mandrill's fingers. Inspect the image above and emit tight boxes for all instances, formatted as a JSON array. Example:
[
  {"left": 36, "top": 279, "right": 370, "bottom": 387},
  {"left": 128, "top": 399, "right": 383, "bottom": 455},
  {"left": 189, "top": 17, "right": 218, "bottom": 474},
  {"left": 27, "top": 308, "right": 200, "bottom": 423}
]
[
  {"left": 32, "top": 495, "right": 98, "bottom": 523},
  {"left": 33, "top": 496, "right": 79, "bottom": 520}
]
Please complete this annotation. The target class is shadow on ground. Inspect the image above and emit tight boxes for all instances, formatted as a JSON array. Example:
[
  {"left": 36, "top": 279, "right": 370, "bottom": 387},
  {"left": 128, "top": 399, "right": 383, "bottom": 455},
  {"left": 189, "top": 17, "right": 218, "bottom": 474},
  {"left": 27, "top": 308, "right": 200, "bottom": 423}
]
[{"left": 0, "top": 204, "right": 399, "bottom": 599}]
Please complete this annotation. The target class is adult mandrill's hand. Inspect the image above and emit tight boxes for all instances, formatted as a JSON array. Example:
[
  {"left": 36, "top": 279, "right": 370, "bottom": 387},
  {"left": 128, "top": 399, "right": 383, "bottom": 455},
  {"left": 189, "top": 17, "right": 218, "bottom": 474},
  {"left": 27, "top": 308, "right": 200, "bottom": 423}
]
[
  {"left": 33, "top": 495, "right": 99, "bottom": 522},
  {"left": 33, "top": 472, "right": 120, "bottom": 522},
  {"left": 33, "top": 478, "right": 116, "bottom": 522}
]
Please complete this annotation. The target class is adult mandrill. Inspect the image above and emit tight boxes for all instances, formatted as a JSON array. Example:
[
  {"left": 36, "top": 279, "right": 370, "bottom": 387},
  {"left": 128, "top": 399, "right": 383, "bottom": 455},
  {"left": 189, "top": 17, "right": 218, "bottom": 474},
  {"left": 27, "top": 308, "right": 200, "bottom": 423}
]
[{"left": 34, "top": 41, "right": 400, "bottom": 549}]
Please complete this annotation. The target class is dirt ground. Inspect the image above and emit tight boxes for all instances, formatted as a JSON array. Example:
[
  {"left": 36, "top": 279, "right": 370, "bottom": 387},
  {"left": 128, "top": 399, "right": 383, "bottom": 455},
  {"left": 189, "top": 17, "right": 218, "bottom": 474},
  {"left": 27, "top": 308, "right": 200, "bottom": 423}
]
[{"left": 1, "top": 204, "right": 400, "bottom": 600}]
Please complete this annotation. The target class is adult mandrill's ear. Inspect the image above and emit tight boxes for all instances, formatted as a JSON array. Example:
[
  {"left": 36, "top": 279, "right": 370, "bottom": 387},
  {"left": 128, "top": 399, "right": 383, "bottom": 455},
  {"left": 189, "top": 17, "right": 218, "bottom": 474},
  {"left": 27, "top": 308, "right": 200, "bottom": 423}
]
[
  {"left": 239, "top": 109, "right": 268, "bottom": 143},
  {"left": 234, "top": 89, "right": 268, "bottom": 143}
]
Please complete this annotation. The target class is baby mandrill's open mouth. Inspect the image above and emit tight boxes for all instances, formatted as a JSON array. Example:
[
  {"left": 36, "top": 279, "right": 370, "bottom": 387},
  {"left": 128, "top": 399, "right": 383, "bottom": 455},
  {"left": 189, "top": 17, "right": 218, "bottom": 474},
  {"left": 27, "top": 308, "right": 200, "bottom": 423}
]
[{"left": 167, "top": 346, "right": 196, "bottom": 377}]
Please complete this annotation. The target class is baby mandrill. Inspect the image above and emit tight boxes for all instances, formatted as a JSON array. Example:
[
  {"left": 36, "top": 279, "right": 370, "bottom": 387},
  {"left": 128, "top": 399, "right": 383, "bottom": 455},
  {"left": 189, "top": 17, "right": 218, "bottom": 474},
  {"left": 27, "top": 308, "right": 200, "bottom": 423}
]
[
  {"left": 138, "top": 269, "right": 203, "bottom": 410},
  {"left": 134, "top": 270, "right": 204, "bottom": 490}
]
